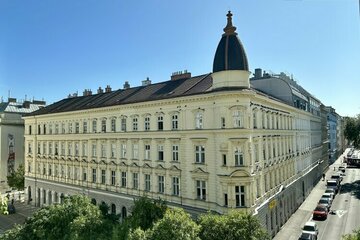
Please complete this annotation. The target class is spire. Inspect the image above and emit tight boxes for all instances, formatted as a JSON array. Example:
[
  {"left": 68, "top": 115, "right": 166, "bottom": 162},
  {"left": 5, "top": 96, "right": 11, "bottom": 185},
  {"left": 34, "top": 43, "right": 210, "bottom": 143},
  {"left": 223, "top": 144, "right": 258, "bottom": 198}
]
[{"left": 223, "top": 11, "right": 237, "bottom": 35}]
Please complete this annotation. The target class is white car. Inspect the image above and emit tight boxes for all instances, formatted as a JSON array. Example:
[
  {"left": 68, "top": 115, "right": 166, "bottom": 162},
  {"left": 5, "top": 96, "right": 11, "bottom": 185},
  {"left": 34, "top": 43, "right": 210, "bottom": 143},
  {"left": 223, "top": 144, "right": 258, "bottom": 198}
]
[
  {"left": 321, "top": 193, "right": 333, "bottom": 205},
  {"left": 302, "top": 221, "right": 318, "bottom": 239},
  {"left": 325, "top": 188, "right": 335, "bottom": 199}
]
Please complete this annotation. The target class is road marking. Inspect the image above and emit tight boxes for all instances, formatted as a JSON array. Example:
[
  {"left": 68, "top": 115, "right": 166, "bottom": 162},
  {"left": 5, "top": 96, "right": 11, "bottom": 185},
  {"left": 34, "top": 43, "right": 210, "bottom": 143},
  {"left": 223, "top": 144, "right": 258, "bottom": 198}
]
[{"left": 336, "top": 210, "right": 348, "bottom": 218}]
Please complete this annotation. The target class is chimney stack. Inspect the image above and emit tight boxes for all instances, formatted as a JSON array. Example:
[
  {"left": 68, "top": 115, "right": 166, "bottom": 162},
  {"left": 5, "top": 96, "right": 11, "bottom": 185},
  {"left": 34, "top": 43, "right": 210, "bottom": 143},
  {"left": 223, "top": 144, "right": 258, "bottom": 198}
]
[
  {"left": 254, "top": 68, "right": 263, "bottom": 78},
  {"left": 97, "top": 87, "right": 104, "bottom": 94},
  {"left": 171, "top": 70, "right": 191, "bottom": 81},
  {"left": 142, "top": 77, "right": 151, "bottom": 86},
  {"left": 83, "top": 89, "right": 92, "bottom": 96},
  {"left": 123, "top": 81, "right": 130, "bottom": 89},
  {"left": 105, "top": 85, "right": 112, "bottom": 93}
]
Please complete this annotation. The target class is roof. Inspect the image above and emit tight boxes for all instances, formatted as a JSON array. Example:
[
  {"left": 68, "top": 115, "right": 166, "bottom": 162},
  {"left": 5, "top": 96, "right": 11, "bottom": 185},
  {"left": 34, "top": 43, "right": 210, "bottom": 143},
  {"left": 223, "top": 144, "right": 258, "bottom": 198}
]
[
  {"left": 26, "top": 73, "right": 213, "bottom": 116},
  {"left": 213, "top": 11, "right": 249, "bottom": 73},
  {"left": 0, "top": 101, "right": 45, "bottom": 114}
]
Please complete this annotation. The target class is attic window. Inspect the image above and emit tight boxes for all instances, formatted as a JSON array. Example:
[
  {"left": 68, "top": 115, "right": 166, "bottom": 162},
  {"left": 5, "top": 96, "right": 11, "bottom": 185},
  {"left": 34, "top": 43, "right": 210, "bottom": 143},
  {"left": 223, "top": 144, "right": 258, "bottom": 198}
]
[{"left": 168, "top": 91, "right": 174, "bottom": 95}]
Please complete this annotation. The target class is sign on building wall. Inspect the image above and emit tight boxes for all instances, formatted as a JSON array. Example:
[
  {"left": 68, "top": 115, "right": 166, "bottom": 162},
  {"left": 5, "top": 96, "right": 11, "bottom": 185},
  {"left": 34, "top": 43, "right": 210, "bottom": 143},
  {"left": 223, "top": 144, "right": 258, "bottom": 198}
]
[{"left": 7, "top": 134, "right": 15, "bottom": 175}]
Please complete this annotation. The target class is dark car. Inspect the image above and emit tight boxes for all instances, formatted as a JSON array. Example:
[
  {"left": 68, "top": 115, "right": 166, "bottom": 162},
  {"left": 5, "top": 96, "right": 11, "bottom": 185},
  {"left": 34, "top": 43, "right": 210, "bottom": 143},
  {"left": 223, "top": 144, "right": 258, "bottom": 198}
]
[
  {"left": 298, "top": 232, "right": 316, "bottom": 240},
  {"left": 7, "top": 204, "right": 16, "bottom": 214},
  {"left": 313, "top": 205, "right": 328, "bottom": 220}
]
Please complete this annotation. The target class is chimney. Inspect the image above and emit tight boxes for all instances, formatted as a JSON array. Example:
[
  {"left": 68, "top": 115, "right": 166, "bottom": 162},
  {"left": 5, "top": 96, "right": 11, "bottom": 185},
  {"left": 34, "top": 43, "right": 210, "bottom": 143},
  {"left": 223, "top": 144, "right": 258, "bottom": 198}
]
[
  {"left": 97, "top": 87, "right": 104, "bottom": 94},
  {"left": 123, "top": 81, "right": 130, "bottom": 89},
  {"left": 8, "top": 97, "right": 17, "bottom": 103},
  {"left": 254, "top": 68, "right": 262, "bottom": 78},
  {"left": 83, "top": 89, "right": 92, "bottom": 96},
  {"left": 23, "top": 100, "right": 31, "bottom": 108},
  {"left": 32, "top": 100, "right": 46, "bottom": 105},
  {"left": 142, "top": 77, "right": 151, "bottom": 86},
  {"left": 171, "top": 70, "right": 191, "bottom": 81},
  {"left": 105, "top": 85, "right": 112, "bottom": 93}
]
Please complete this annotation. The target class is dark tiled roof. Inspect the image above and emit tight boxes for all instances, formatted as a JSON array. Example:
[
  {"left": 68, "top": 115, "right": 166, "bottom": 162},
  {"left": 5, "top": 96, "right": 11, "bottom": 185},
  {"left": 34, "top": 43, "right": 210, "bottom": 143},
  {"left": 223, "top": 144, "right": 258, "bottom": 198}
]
[{"left": 27, "top": 73, "right": 213, "bottom": 116}]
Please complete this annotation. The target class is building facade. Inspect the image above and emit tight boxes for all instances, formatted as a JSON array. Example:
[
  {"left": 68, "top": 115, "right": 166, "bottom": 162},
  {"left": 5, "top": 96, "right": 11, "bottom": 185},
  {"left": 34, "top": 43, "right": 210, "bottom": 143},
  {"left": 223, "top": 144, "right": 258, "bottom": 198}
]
[
  {"left": 0, "top": 98, "right": 46, "bottom": 191},
  {"left": 23, "top": 11, "right": 340, "bottom": 237}
]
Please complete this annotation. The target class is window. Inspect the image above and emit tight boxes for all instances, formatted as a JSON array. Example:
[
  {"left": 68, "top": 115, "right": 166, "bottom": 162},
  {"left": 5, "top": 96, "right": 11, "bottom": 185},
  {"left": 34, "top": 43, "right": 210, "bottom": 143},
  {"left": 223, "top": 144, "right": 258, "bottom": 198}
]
[
  {"left": 111, "top": 118, "right": 116, "bottom": 132},
  {"left": 75, "top": 122, "right": 80, "bottom": 133},
  {"left": 144, "top": 117, "right": 150, "bottom": 131},
  {"left": 172, "top": 114, "right": 178, "bottom": 130},
  {"left": 83, "top": 168, "right": 87, "bottom": 181},
  {"left": 61, "top": 142, "right": 65, "bottom": 156},
  {"left": 48, "top": 164, "right": 52, "bottom": 176},
  {"left": 101, "top": 169, "right": 106, "bottom": 184},
  {"left": 132, "top": 118, "right": 138, "bottom": 131},
  {"left": 55, "top": 124, "right": 59, "bottom": 134},
  {"left": 54, "top": 165, "right": 58, "bottom": 176},
  {"left": 145, "top": 174, "right": 151, "bottom": 191},
  {"left": 172, "top": 177, "right": 180, "bottom": 196},
  {"left": 74, "top": 167, "right": 78, "bottom": 180},
  {"left": 92, "top": 120, "right": 97, "bottom": 133},
  {"left": 221, "top": 117, "right": 226, "bottom": 128},
  {"left": 43, "top": 142, "right": 46, "bottom": 155},
  {"left": 157, "top": 116, "right": 163, "bottom": 130},
  {"left": 121, "top": 143, "right": 127, "bottom": 158},
  {"left": 144, "top": 144, "right": 151, "bottom": 160},
  {"left": 133, "top": 143, "right": 139, "bottom": 159},
  {"left": 49, "top": 143, "right": 52, "bottom": 155},
  {"left": 111, "top": 144, "right": 116, "bottom": 158},
  {"left": 222, "top": 154, "right": 227, "bottom": 166},
  {"left": 75, "top": 142, "right": 79, "bottom": 156},
  {"left": 92, "top": 168, "right": 97, "bottom": 183},
  {"left": 195, "top": 112, "right": 203, "bottom": 129},
  {"left": 29, "top": 125, "right": 32, "bottom": 135},
  {"left": 38, "top": 125, "right": 41, "bottom": 135},
  {"left": 235, "top": 186, "right": 245, "bottom": 207},
  {"left": 224, "top": 193, "right": 228, "bottom": 206},
  {"left": 92, "top": 144, "right": 97, "bottom": 157},
  {"left": 111, "top": 171, "right": 116, "bottom": 185},
  {"left": 195, "top": 145, "right": 205, "bottom": 163},
  {"left": 121, "top": 118, "right": 126, "bottom": 131},
  {"left": 82, "top": 142, "right": 87, "bottom": 156},
  {"left": 43, "top": 164, "right": 46, "bottom": 175},
  {"left": 233, "top": 110, "right": 243, "bottom": 128},
  {"left": 101, "top": 144, "right": 106, "bottom": 158},
  {"left": 61, "top": 123, "right": 65, "bottom": 134},
  {"left": 49, "top": 124, "right": 53, "bottom": 134},
  {"left": 68, "top": 123, "right": 72, "bottom": 134},
  {"left": 101, "top": 119, "right": 106, "bottom": 132},
  {"left": 37, "top": 143, "right": 40, "bottom": 154},
  {"left": 133, "top": 173, "right": 139, "bottom": 189},
  {"left": 234, "top": 148, "right": 244, "bottom": 166},
  {"left": 196, "top": 180, "right": 206, "bottom": 200},
  {"left": 172, "top": 145, "right": 179, "bottom": 161},
  {"left": 68, "top": 142, "right": 72, "bottom": 156},
  {"left": 43, "top": 124, "right": 47, "bottom": 134},
  {"left": 158, "top": 175, "right": 165, "bottom": 193},
  {"left": 253, "top": 112, "right": 257, "bottom": 129},
  {"left": 158, "top": 145, "right": 164, "bottom": 161},
  {"left": 121, "top": 172, "right": 127, "bottom": 187},
  {"left": 55, "top": 143, "right": 59, "bottom": 155},
  {"left": 68, "top": 166, "right": 72, "bottom": 179},
  {"left": 83, "top": 121, "right": 88, "bottom": 133}
]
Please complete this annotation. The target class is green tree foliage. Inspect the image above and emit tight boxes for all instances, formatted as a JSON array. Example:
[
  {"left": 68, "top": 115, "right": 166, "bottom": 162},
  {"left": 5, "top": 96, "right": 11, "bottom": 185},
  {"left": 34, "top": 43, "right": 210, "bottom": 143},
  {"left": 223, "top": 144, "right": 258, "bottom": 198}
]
[
  {"left": 6, "top": 164, "right": 25, "bottom": 190},
  {"left": 0, "top": 195, "right": 9, "bottom": 215},
  {"left": 146, "top": 208, "right": 200, "bottom": 240},
  {"left": 198, "top": 211, "right": 270, "bottom": 240},
  {"left": 343, "top": 229, "right": 360, "bottom": 240},
  {"left": 0, "top": 195, "right": 112, "bottom": 240},
  {"left": 344, "top": 116, "right": 360, "bottom": 148}
]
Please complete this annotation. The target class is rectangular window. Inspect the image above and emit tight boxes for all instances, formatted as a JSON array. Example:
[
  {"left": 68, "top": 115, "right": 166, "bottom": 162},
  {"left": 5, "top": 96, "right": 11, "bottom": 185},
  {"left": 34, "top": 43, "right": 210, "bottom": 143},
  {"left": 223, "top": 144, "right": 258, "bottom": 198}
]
[
  {"left": 92, "top": 120, "right": 97, "bottom": 133},
  {"left": 144, "top": 144, "right": 151, "bottom": 160},
  {"left": 144, "top": 117, "right": 150, "bottom": 131},
  {"left": 48, "top": 164, "right": 52, "bottom": 176},
  {"left": 43, "top": 164, "right": 46, "bottom": 175},
  {"left": 92, "top": 168, "right": 97, "bottom": 183},
  {"left": 233, "top": 110, "right": 243, "bottom": 128},
  {"left": 101, "top": 169, "right": 106, "bottom": 184},
  {"left": 111, "top": 170, "right": 116, "bottom": 185},
  {"left": 223, "top": 154, "right": 227, "bottom": 166},
  {"left": 158, "top": 116, "right": 163, "bottom": 130},
  {"left": 158, "top": 175, "right": 165, "bottom": 193},
  {"left": 83, "top": 121, "right": 88, "bottom": 133},
  {"left": 145, "top": 174, "right": 151, "bottom": 192},
  {"left": 49, "top": 124, "right": 53, "bottom": 134},
  {"left": 101, "top": 144, "right": 106, "bottom": 158},
  {"left": 75, "top": 142, "right": 79, "bottom": 156},
  {"left": 196, "top": 180, "right": 206, "bottom": 200},
  {"left": 121, "top": 172, "right": 127, "bottom": 187},
  {"left": 235, "top": 149, "right": 244, "bottom": 166},
  {"left": 172, "top": 145, "right": 179, "bottom": 161},
  {"left": 55, "top": 124, "right": 59, "bottom": 134},
  {"left": 43, "top": 142, "right": 46, "bottom": 155},
  {"left": 55, "top": 143, "right": 59, "bottom": 155},
  {"left": 43, "top": 124, "right": 47, "bottom": 134},
  {"left": 101, "top": 119, "right": 106, "bottom": 132},
  {"left": 83, "top": 168, "right": 87, "bottom": 181},
  {"left": 38, "top": 125, "right": 41, "bottom": 135},
  {"left": 111, "top": 144, "right": 116, "bottom": 158},
  {"left": 133, "top": 144, "right": 139, "bottom": 159},
  {"left": 195, "top": 145, "right": 205, "bottom": 163},
  {"left": 111, "top": 118, "right": 116, "bottom": 132},
  {"left": 28, "top": 143, "right": 32, "bottom": 154},
  {"left": 68, "top": 142, "right": 72, "bottom": 156},
  {"left": 74, "top": 167, "right": 78, "bottom": 180},
  {"left": 49, "top": 142, "right": 52, "bottom": 155},
  {"left": 221, "top": 117, "right": 226, "bottom": 128},
  {"left": 61, "top": 123, "right": 65, "bottom": 134},
  {"left": 29, "top": 125, "right": 32, "bottom": 135},
  {"left": 61, "top": 142, "right": 65, "bottom": 156},
  {"left": 195, "top": 112, "right": 203, "bottom": 129},
  {"left": 224, "top": 193, "right": 228, "bottom": 206},
  {"left": 121, "top": 118, "right": 126, "bottom": 131},
  {"left": 235, "top": 186, "right": 245, "bottom": 207},
  {"left": 133, "top": 172, "right": 139, "bottom": 189},
  {"left": 68, "top": 123, "right": 72, "bottom": 134},
  {"left": 37, "top": 143, "right": 41, "bottom": 154},
  {"left": 253, "top": 112, "right": 257, "bottom": 129},
  {"left": 172, "top": 115, "right": 178, "bottom": 130},
  {"left": 54, "top": 165, "right": 58, "bottom": 177},
  {"left": 82, "top": 142, "right": 87, "bottom": 156},
  {"left": 132, "top": 118, "right": 138, "bottom": 131},
  {"left": 92, "top": 144, "right": 97, "bottom": 157},
  {"left": 121, "top": 143, "right": 127, "bottom": 158},
  {"left": 75, "top": 122, "right": 80, "bottom": 133},
  {"left": 158, "top": 145, "right": 164, "bottom": 161},
  {"left": 172, "top": 177, "right": 180, "bottom": 196}
]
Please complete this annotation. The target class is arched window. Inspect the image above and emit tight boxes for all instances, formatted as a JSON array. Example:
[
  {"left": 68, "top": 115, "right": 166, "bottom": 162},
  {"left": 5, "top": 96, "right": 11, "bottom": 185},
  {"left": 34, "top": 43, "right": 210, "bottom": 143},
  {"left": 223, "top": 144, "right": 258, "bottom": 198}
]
[{"left": 122, "top": 206, "right": 127, "bottom": 219}]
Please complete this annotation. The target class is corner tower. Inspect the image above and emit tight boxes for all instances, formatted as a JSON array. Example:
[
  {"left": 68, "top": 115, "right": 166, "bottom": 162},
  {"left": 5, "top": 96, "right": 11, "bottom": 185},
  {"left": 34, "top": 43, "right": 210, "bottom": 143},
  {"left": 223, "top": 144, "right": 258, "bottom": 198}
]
[{"left": 212, "top": 11, "right": 250, "bottom": 89}]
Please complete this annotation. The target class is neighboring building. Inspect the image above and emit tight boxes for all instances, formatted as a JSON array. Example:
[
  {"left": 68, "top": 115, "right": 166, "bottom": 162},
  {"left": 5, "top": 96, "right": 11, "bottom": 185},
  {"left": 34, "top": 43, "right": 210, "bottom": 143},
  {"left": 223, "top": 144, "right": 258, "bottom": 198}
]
[
  {"left": 0, "top": 98, "right": 46, "bottom": 191},
  {"left": 23, "top": 11, "right": 339, "bottom": 237},
  {"left": 325, "top": 106, "right": 338, "bottom": 163}
]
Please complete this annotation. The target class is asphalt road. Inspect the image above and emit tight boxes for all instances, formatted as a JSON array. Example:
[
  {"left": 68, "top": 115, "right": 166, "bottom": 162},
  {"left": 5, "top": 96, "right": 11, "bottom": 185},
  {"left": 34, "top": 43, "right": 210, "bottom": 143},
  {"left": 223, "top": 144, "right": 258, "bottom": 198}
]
[
  {"left": 0, "top": 202, "right": 38, "bottom": 235},
  {"left": 315, "top": 166, "right": 360, "bottom": 240}
]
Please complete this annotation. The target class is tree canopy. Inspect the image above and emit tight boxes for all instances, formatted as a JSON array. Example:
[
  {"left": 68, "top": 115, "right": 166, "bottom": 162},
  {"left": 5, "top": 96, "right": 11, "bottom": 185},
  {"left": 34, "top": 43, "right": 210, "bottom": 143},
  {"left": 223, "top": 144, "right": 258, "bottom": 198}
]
[
  {"left": 344, "top": 116, "right": 360, "bottom": 148},
  {"left": 6, "top": 164, "right": 25, "bottom": 190}
]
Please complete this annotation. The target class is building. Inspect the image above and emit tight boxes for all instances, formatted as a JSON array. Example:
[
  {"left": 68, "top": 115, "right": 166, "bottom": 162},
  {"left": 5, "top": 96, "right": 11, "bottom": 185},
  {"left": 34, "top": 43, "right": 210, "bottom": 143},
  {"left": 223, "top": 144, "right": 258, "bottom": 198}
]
[
  {"left": 23, "top": 11, "right": 339, "bottom": 237},
  {"left": 0, "top": 98, "right": 46, "bottom": 191}
]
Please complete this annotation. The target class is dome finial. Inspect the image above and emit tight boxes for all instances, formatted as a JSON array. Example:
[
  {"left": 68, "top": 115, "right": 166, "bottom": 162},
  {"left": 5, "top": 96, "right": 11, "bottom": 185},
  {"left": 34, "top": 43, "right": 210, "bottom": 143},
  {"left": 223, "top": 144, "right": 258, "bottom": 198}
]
[{"left": 223, "top": 10, "right": 237, "bottom": 35}]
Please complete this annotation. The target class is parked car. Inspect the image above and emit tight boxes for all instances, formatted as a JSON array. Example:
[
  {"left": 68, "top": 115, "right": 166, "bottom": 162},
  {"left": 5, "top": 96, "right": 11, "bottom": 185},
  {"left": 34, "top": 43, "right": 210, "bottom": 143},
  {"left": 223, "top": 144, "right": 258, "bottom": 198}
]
[
  {"left": 338, "top": 165, "right": 346, "bottom": 173},
  {"left": 331, "top": 173, "right": 343, "bottom": 182},
  {"left": 313, "top": 204, "right": 328, "bottom": 220},
  {"left": 321, "top": 193, "right": 333, "bottom": 205},
  {"left": 327, "top": 180, "right": 340, "bottom": 194},
  {"left": 302, "top": 221, "right": 319, "bottom": 239},
  {"left": 298, "top": 232, "right": 317, "bottom": 240},
  {"left": 318, "top": 197, "right": 331, "bottom": 211},
  {"left": 324, "top": 188, "right": 336, "bottom": 199}
]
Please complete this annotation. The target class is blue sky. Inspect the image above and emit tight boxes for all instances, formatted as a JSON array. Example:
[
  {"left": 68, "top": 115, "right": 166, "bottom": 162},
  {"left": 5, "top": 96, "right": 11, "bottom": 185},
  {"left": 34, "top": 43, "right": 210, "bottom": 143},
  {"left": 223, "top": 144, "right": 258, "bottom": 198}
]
[{"left": 0, "top": 0, "right": 359, "bottom": 117}]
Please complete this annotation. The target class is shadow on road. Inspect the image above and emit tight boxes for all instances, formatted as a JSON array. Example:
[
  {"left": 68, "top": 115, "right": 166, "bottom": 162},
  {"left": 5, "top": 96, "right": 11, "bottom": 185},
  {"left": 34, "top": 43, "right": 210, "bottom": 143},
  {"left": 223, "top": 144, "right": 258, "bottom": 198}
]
[{"left": 340, "top": 180, "right": 360, "bottom": 199}]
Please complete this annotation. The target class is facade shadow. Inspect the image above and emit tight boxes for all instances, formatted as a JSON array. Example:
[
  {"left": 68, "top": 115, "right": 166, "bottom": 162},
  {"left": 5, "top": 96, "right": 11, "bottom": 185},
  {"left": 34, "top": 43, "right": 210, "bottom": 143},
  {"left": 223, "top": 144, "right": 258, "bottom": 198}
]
[{"left": 339, "top": 180, "right": 360, "bottom": 199}]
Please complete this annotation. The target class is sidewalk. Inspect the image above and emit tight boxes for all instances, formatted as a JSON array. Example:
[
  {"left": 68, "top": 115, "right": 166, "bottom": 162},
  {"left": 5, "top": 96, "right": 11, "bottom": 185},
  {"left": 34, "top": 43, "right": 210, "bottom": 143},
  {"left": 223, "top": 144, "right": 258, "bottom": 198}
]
[{"left": 273, "top": 151, "right": 346, "bottom": 240}]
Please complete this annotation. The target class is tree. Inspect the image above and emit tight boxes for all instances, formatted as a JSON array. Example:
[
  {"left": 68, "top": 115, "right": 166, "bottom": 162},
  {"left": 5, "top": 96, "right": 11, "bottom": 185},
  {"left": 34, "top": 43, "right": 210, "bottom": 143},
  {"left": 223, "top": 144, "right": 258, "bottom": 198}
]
[
  {"left": 0, "top": 195, "right": 9, "bottom": 215},
  {"left": 198, "top": 211, "right": 270, "bottom": 240},
  {"left": 146, "top": 208, "right": 200, "bottom": 240},
  {"left": 343, "top": 229, "right": 360, "bottom": 240},
  {"left": 7, "top": 164, "right": 25, "bottom": 190},
  {"left": 0, "top": 195, "right": 112, "bottom": 240},
  {"left": 344, "top": 116, "right": 360, "bottom": 148}
]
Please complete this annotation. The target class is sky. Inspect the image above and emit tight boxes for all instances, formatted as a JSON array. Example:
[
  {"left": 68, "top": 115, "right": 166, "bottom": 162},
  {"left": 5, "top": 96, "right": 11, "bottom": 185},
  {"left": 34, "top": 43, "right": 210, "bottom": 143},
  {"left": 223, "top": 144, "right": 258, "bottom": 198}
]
[{"left": 0, "top": 0, "right": 359, "bottom": 117}]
